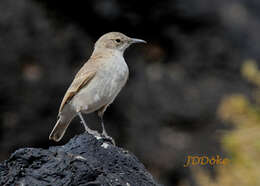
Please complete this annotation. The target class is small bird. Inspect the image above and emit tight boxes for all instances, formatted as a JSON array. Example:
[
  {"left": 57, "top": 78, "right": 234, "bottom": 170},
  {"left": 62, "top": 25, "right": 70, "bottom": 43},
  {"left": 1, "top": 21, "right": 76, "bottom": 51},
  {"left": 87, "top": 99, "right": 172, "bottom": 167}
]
[{"left": 49, "top": 32, "right": 146, "bottom": 143}]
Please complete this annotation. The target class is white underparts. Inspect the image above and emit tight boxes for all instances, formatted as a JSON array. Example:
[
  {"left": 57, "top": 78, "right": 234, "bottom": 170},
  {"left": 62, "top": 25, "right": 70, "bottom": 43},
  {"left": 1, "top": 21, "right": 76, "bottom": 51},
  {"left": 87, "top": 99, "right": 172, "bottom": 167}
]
[{"left": 94, "top": 94, "right": 100, "bottom": 102}]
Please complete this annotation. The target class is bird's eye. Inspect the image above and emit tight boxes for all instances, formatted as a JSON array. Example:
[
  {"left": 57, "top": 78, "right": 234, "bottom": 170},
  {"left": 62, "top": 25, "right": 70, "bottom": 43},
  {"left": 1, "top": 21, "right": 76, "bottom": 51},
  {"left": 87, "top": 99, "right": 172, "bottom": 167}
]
[{"left": 115, "top": 39, "right": 121, "bottom": 43}]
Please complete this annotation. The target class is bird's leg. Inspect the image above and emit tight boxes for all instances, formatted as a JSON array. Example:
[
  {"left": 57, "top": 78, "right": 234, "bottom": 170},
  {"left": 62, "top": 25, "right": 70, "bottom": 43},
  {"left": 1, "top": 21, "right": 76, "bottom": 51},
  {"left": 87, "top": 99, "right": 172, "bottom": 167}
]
[
  {"left": 77, "top": 112, "right": 88, "bottom": 130},
  {"left": 100, "top": 113, "right": 108, "bottom": 137},
  {"left": 98, "top": 110, "right": 115, "bottom": 145},
  {"left": 77, "top": 112, "right": 100, "bottom": 137}
]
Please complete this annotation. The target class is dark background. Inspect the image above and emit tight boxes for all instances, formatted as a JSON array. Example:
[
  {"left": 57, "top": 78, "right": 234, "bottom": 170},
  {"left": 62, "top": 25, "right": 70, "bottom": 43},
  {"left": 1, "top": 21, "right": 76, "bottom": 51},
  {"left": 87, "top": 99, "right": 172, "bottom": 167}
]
[{"left": 1, "top": 0, "right": 260, "bottom": 185}]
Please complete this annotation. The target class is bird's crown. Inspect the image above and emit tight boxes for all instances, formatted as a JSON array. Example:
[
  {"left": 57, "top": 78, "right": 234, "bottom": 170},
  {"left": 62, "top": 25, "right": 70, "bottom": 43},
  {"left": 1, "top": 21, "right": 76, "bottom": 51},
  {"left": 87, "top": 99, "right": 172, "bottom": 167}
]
[{"left": 94, "top": 32, "right": 146, "bottom": 52}]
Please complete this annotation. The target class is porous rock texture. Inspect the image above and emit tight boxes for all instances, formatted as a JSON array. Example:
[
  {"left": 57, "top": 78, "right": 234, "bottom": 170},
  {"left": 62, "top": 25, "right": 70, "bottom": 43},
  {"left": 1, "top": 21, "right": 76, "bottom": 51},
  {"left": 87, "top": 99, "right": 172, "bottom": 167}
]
[{"left": 0, "top": 133, "right": 160, "bottom": 186}]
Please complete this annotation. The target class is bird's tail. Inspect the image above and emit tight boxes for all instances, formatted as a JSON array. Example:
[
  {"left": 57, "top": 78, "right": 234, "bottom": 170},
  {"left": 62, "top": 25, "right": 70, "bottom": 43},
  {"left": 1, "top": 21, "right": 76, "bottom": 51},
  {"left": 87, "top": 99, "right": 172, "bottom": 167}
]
[{"left": 49, "top": 114, "right": 74, "bottom": 142}]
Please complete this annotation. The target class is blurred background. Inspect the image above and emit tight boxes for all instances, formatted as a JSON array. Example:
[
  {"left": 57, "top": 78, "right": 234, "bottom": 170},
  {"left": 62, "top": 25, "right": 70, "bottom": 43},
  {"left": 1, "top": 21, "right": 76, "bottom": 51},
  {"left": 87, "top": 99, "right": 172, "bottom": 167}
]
[{"left": 1, "top": 0, "right": 260, "bottom": 185}]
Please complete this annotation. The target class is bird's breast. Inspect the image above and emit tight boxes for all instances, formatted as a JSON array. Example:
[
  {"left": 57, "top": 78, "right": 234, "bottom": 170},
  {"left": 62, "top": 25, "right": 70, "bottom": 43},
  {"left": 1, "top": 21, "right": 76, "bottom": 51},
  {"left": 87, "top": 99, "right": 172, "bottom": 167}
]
[{"left": 99, "top": 55, "right": 129, "bottom": 97}]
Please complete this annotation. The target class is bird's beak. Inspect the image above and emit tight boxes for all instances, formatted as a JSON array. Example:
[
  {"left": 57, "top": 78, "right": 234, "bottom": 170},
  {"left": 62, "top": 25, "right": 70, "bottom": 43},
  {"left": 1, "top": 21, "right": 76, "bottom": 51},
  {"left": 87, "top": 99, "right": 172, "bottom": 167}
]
[{"left": 130, "top": 38, "right": 147, "bottom": 44}]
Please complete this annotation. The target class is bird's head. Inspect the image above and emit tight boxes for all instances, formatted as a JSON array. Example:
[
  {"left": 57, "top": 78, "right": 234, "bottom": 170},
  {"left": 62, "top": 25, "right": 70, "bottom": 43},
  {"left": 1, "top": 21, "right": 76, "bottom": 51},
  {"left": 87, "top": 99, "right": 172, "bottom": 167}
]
[{"left": 94, "top": 32, "right": 146, "bottom": 53}]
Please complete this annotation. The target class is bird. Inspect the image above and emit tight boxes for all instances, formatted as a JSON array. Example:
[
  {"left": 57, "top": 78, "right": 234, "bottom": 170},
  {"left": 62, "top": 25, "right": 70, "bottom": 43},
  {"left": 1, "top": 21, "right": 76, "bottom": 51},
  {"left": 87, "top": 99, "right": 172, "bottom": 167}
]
[{"left": 49, "top": 32, "right": 146, "bottom": 144}]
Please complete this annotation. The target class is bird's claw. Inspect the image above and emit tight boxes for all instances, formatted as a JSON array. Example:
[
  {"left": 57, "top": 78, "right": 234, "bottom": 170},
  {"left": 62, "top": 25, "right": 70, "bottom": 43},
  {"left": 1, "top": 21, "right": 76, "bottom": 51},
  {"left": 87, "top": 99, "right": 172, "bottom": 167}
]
[
  {"left": 101, "top": 134, "right": 115, "bottom": 145},
  {"left": 85, "top": 129, "right": 101, "bottom": 137}
]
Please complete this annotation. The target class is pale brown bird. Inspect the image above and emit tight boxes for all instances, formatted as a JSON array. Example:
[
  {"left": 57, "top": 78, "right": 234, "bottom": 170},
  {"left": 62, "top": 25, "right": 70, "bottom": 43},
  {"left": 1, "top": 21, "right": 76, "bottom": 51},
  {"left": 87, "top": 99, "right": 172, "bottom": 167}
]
[{"left": 49, "top": 32, "right": 146, "bottom": 143}]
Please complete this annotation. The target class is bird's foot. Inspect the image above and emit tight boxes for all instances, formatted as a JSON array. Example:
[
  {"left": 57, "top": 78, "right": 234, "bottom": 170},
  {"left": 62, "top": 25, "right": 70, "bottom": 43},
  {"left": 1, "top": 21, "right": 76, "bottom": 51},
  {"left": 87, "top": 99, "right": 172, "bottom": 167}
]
[
  {"left": 84, "top": 129, "right": 101, "bottom": 138},
  {"left": 101, "top": 133, "right": 116, "bottom": 145}
]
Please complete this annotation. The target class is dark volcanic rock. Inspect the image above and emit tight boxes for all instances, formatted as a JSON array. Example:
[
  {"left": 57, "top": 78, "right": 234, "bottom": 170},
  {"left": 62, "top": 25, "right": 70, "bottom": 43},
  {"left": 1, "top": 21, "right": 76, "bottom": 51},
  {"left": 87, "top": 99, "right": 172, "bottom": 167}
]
[{"left": 0, "top": 133, "right": 160, "bottom": 186}]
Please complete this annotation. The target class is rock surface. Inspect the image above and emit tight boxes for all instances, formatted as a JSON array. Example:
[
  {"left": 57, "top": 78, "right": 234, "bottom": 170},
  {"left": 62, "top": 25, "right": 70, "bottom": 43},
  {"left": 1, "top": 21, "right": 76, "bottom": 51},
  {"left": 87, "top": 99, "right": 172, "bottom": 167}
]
[{"left": 0, "top": 133, "right": 160, "bottom": 186}]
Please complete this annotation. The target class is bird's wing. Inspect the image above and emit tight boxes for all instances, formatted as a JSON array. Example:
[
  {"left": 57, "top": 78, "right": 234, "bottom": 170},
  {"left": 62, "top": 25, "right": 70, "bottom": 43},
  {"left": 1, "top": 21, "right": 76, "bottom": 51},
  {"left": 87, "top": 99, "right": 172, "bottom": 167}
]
[{"left": 59, "top": 61, "right": 97, "bottom": 113}]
